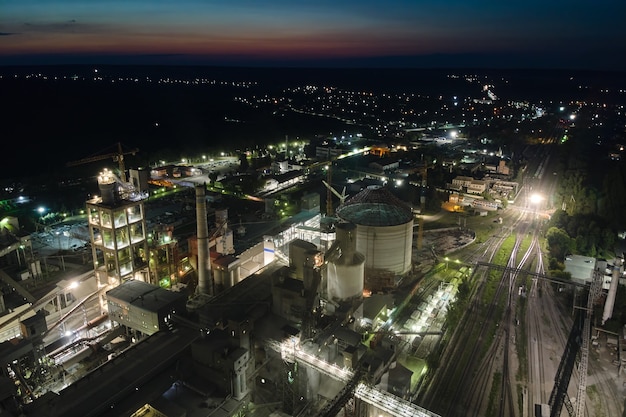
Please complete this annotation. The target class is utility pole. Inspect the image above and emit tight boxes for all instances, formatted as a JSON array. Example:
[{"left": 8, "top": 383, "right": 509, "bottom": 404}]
[{"left": 326, "top": 163, "right": 334, "bottom": 216}]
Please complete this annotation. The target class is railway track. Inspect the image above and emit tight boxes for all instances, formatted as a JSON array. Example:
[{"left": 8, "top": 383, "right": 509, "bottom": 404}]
[
  {"left": 417, "top": 205, "right": 625, "bottom": 417},
  {"left": 463, "top": 230, "right": 530, "bottom": 417},
  {"left": 419, "top": 211, "right": 529, "bottom": 416},
  {"left": 526, "top": 232, "right": 549, "bottom": 410}
]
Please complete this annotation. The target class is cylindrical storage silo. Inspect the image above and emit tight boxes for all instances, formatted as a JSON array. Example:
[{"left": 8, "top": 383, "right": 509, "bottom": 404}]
[
  {"left": 359, "top": 222, "right": 413, "bottom": 274},
  {"left": 212, "top": 266, "right": 224, "bottom": 289},
  {"left": 335, "top": 222, "right": 357, "bottom": 259},
  {"left": 335, "top": 185, "right": 413, "bottom": 276},
  {"left": 327, "top": 222, "right": 365, "bottom": 302},
  {"left": 98, "top": 169, "right": 117, "bottom": 205},
  {"left": 327, "top": 258, "right": 365, "bottom": 301},
  {"left": 98, "top": 182, "right": 116, "bottom": 205}
]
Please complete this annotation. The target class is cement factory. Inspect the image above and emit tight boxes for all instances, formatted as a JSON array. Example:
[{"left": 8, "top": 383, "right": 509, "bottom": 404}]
[
  {"left": 0, "top": 157, "right": 457, "bottom": 417},
  {"left": 1, "top": 140, "right": 625, "bottom": 417}
]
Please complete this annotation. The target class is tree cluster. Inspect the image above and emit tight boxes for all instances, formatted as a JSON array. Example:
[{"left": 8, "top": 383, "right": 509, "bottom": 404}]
[
  {"left": 554, "top": 131, "right": 626, "bottom": 230},
  {"left": 545, "top": 210, "right": 616, "bottom": 277}
]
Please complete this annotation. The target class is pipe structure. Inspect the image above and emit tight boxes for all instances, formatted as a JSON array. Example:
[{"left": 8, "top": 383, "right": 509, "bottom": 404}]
[
  {"left": 602, "top": 257, "right": 621, "bottom": 325},
  {"left": 195, "top": 184, "right": 212, "bottom": 295}
]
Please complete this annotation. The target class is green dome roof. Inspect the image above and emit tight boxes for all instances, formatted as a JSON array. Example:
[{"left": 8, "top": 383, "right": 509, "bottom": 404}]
[{"left": 336, "top": 185, "right": 413, "bottom": 226}]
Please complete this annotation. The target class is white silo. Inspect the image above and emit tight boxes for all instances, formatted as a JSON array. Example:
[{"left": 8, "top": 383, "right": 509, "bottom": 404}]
[
  {"left": 335, "top": 185, "right": 413, "bottom": 276},
  {"left": 326, "top": 222, "right": 365, "bottom": 302},
  {"left": 97, "top": 169, "right": 118, "bottom": 205}
]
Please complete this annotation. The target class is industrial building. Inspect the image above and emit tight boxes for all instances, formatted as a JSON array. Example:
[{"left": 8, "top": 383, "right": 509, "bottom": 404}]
[
  {"left": 86, "top": 168, "right": 150, "bottom": 287},
  {"left": 106, "top": 279, "right": 187, "bottom": 336},
  {"left": 0, "top": 157, "right": 448, "bottom": 417}
]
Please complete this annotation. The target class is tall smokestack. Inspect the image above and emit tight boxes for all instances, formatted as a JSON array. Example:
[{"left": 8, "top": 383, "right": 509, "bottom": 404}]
[{"left": 196, "top": 184, "right": 212, "bottom": 295}]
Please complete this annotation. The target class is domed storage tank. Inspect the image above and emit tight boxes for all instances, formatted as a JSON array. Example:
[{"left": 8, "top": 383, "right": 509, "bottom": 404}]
[
  {"left": 327, "top": 222, "right": 365, "bottom": 302},
  {"left": 335, "top": 185, "right": 413, "bottom": 276}
]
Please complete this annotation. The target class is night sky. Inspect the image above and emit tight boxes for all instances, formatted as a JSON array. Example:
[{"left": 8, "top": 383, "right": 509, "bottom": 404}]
[{"left": 1, "top": 0, "right": 625, "bottom": 70}]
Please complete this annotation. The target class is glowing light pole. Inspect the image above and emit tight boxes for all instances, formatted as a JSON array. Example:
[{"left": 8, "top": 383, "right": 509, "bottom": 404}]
[{"left": 529, "top": 193, "right": 543, "bottom": 220}]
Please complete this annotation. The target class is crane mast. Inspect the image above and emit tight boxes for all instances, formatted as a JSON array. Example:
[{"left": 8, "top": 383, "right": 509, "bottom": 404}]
[
  {"left": 326, "top": 163, "right": 334, "bottom": 216},
  {"left": 417, "top": 162, "right": 429, "bottom": 250},
  {"left": 66, "top": 142, "right": 139, "bottom": 183}
]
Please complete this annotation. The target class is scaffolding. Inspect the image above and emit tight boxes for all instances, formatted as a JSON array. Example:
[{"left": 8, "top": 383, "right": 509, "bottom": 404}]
[{"left": 280, "top": 338, "right": 301, "bottom": 415}]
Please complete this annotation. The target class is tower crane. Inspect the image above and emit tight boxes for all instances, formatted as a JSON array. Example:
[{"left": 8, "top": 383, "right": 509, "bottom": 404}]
[
  {"left": 326, "top": 163, "right": 334, "bottom": 216},
  {"left": 322, "top": 179, "right": 347, "bottom": 207},
  {"left": 66, "top": 142, "right": 139, "bottom": 183}
]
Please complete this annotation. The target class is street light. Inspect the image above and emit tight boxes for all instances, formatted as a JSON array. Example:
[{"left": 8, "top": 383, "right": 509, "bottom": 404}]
[
  {"left": 444, "top": 257, "right": 449, "bottom": 270},
  {"left": 529, "top": 193, "right": 543, "bottom": 221},
  {"left": 529, "top": 193, "right": 543, "bottom": 206}
]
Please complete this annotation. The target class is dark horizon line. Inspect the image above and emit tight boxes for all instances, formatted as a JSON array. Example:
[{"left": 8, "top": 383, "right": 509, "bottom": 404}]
[
  {"left": 1, "top": 62, "right": 625, "bottom": 75},
  {"left": 1, "top": 51, "right": 625, "bottom": 72}
]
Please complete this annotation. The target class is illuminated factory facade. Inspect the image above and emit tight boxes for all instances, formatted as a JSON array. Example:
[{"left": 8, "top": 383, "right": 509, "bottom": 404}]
[
  {"left": 86, "top": 169, "right": 150, "bottom": 287},
  {"left": 9, "top": 164, "right": 438, "bottom": 417}
]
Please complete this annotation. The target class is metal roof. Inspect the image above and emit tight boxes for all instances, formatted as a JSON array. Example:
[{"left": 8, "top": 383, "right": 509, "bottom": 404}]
[
  {"left": 336, "top": 185, "right": 413, "bottom": 226},
  {"left": 106, "top": 279, "right": 186, "bottom": 312}
]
